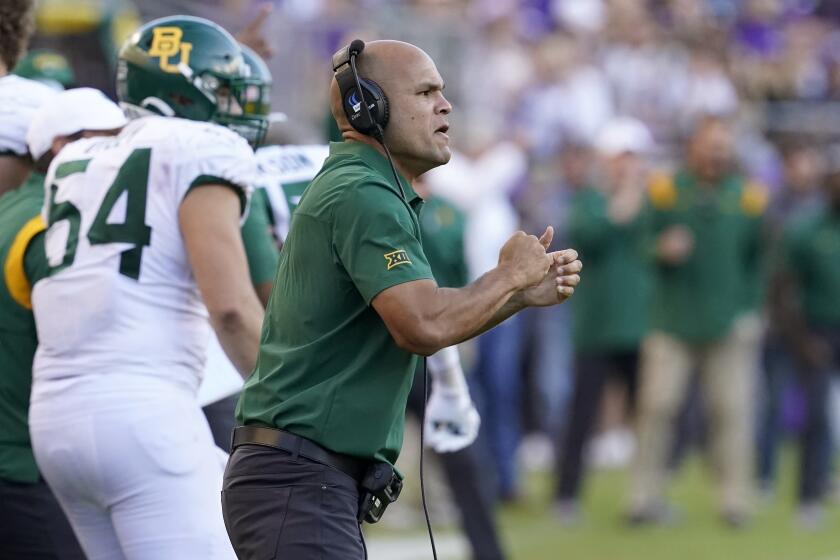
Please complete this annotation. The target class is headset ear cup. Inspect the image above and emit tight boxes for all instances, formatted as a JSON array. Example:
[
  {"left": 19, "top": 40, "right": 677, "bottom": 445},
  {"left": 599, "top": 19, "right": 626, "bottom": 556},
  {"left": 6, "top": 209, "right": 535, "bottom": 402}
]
[{"left": 362, "top": 78, "right": 389, "bottom": 131}]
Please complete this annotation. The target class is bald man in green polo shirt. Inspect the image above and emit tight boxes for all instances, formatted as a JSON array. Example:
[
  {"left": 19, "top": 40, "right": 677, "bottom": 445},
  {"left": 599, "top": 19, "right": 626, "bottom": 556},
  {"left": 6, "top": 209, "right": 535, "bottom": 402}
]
[{"left": 222, "top": 40, "right": 582, "bottom": 559}]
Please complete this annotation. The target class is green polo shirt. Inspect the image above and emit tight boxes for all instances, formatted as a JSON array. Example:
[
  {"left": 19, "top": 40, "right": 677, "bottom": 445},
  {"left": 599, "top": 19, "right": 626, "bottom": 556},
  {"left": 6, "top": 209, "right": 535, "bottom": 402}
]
[
  {"left": 419, "top": 196, "right": 468, "bottom": 289},
  {"left": 784, "top": 206, "right": 840, "bottom": 327},
  {"left": 237, "top": 141, "right": 434, "bottom": 465},
  {"left": 568, "top": 186, "right": 652, "bottom": 353},
  {"left": 646, "top": 170, "right": 767, "bottom": 342},
  {"left": 0, "top": 173, "right": 49, "bottom": 483}
]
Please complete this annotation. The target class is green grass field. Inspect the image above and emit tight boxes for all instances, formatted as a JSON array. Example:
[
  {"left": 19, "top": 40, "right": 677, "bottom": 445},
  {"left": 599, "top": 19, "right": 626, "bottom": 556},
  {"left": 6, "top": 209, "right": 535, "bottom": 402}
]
[
  {"left": 369, "top": 447, "right": 840, "bottom": 560},
  {"left": 495, "top": 450, "right": 840, "bottom": 560}
]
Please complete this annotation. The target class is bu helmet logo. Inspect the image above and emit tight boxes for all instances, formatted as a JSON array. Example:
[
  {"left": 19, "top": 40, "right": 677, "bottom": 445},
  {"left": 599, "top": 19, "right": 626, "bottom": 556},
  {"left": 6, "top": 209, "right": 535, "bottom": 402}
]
[{"left": 148, "top": 27, "right": 193, "bottom": 73}]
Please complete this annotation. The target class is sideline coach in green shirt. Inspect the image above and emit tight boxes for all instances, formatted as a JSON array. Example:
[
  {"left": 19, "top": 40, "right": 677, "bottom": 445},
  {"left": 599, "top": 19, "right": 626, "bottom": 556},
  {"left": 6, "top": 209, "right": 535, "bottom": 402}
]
[
  {"left": 222, "top": 39, "right": 583, "bottom": 559},
  {"left": 629, "top": 117, "right": 767, "bottom": 526}
]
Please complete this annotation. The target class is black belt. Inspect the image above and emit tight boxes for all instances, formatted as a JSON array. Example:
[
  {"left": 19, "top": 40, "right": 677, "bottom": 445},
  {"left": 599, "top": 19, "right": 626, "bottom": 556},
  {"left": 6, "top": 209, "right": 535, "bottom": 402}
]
[{"left": 231, "top": 425, "right": 368, "bottom": 483}]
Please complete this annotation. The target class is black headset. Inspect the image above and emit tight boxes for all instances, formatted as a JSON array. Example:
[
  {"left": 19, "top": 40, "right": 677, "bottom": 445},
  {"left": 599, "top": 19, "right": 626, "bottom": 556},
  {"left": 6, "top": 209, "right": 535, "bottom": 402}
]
[
  {"left": 332, "top": 39, "right": 389, "bottom": 138},
  {"left": 331, "top": 39, "right": 406, "bottom": 200}
]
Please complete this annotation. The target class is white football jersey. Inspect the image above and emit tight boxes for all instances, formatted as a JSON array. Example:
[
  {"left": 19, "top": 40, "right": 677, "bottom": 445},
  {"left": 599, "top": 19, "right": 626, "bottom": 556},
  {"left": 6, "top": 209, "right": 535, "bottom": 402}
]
[
  {"left": 32, "top": 116, "right": 256, "bottom": 391},
  {"left": 0, "top": 75, "right": 57, "bottom": 156},
  {"left": 254, "top": 144, "right": 328, "bottom": 241}
]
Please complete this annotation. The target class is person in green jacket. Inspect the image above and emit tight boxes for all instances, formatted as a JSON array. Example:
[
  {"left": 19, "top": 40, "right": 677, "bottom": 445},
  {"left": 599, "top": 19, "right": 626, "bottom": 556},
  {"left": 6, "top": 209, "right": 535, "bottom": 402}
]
[
  {"left": 629, "top": 116, "right": 767, "bottom": 527},
  {"left": 0, "top": 2, "right": 83, "bottom": 555},
  {"left": 774, "top": 146, "right": 840, "bottom": 526},
  {"left": 410, "top": 179, "right": 507, "bottom": 560},
  {"left": 555, "top": 118, "right": 653, "bottom": 522}
]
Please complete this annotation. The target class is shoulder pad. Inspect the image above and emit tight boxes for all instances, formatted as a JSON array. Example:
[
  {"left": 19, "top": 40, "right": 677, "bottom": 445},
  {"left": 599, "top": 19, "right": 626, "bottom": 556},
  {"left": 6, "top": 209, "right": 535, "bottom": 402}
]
[
  {"left": 741, "top": 180, "right": 769, "bottom": 216},
  {"left": 648, "top": 172, "right": 677, "bottom": 210}
]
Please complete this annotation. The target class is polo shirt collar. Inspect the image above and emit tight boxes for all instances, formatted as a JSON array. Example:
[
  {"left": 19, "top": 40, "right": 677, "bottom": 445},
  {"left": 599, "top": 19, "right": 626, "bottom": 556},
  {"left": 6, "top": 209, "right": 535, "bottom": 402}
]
[{"left": 329, "top": 141, "right": 421, "bottom": 204}]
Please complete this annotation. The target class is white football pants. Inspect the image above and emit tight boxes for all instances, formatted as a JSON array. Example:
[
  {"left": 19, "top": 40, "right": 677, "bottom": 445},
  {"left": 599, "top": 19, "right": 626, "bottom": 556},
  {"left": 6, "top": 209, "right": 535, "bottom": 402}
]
[{"left": 29, "top": 375, "right": 235, "bottom": 560}]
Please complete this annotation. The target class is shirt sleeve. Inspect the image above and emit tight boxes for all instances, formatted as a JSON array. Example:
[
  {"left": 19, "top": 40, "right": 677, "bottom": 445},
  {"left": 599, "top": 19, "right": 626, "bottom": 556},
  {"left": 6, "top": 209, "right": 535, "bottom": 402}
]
[
  {"left": 240, "top": 188, "right": 279, "bottom": 285},
  {"left": 332, "top": 182, "right": 434, "bottom": 304},
  {"left": 175, "top": 124, "right": 257, "bottom": 216},
  {"left": 3, "top": 216, "right": 47, "bottom": 309},
  {"left": 24, "top": 231, "right": 49, "bottom": 287}
]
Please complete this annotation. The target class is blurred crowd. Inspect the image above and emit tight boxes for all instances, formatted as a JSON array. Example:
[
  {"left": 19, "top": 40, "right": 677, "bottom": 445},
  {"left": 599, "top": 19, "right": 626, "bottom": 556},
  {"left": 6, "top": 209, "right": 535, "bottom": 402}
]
[{"left": 14, "top": 0, "right": 840, "bottom": 548}]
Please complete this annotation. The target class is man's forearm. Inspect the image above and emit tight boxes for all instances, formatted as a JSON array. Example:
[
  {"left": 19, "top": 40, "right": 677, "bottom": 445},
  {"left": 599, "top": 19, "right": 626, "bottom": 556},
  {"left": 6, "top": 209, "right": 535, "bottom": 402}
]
[
  {"left": 471, "top": 292, "right": 526, "bottom": 338},
  {"left": 211, "top": 301, "right": 264, "bottom": 377},
  {"left": 413, "top": 268, "right": 522, "bottom": 353}
]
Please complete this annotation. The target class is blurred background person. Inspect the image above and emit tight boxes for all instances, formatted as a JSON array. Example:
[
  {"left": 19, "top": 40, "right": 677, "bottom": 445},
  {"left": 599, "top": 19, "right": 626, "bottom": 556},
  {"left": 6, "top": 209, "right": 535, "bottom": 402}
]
[
  {"left": 756, "top": 139, "right": 825, "bottom": 503},
  {"left": 406, "top": 176, "right": 508, "bottom": 560},
  {"left": 425, "top": 120, "right": 529, "bottom": 503},
  {"left": 629, "top": 116, "right": 768, "bottom": 528},
  {"left": 773, "top": 145, "right": 840, "bottom": 528},
  {"left": 27, "top": 0, "right": 139, "bottom": 97},
  {"left": 0, "top": 1, "right": 84, "bottom": 557},
  {"left": 554, "top": 117, "right": 653, "bottom": 524}
]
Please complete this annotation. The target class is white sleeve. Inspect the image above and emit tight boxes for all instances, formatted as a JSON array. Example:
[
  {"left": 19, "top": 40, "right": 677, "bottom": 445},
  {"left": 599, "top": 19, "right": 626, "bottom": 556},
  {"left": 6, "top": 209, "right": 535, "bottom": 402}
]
[
  {"left": 173, "top": 124, "right": 257, "bottom": 214},
  {"left": 0, "top": 76, "right": 57, "bottom": 156},
  {"left": 427, "top": 345, "right": 469, "bottom": 396}
]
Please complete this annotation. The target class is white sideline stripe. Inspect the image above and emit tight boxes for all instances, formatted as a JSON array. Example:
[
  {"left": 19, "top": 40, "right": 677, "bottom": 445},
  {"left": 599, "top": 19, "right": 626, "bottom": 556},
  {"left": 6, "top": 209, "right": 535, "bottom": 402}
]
[{"left": 367, "top": 534, "right": 467, "bottom": 560}]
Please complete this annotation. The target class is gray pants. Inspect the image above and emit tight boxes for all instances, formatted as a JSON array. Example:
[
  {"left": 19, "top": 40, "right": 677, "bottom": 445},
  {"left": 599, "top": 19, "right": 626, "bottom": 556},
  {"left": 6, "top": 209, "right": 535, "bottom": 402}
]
[{"left": 222, "top": 444, "right": 366, "bottom": 560}]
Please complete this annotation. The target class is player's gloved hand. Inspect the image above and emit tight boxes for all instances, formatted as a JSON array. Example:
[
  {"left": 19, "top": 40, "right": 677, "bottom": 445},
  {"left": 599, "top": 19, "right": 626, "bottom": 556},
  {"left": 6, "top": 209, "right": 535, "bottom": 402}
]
[
  {"left": 423, "top": 345, "right": 480, "bottom": 453},
  {"left": 423, "top": 385, "right": 480, "bottom": 453}
]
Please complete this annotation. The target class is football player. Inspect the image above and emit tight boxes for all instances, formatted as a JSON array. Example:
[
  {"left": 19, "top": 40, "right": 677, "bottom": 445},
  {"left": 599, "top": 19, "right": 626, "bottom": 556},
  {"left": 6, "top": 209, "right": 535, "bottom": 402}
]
[
  {"left": 198, "top": 43, "right": 279, "bottom": 449},
  {"left": 27, "top": 16, "right": 265, "bottom": 559}
]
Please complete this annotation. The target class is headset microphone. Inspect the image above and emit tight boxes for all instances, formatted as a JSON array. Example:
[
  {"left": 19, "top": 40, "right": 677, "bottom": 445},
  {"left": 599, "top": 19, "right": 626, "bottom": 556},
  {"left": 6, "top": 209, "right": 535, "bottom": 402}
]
[{"left": 348, "top": 39, "right": 365, "bottom": 57}]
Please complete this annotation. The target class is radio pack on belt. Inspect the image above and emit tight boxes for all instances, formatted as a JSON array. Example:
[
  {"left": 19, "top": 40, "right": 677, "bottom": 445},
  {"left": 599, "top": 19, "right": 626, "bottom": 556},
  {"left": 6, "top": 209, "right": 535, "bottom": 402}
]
[{"left": 357, "top": 462, "right": 403, "bottom": 524}]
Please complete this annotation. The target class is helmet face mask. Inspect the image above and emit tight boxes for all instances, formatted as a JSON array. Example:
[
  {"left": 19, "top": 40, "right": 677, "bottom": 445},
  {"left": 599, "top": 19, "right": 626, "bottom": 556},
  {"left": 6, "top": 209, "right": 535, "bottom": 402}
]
[
  {"left": 117, "top": 15, "right": 269, "bottom": 147},
  {"left": 231, "top": 43, "right": 272, "bottom": 148},
  {"left": 212, "top": 71, "right": 271, "bottom": 147}
]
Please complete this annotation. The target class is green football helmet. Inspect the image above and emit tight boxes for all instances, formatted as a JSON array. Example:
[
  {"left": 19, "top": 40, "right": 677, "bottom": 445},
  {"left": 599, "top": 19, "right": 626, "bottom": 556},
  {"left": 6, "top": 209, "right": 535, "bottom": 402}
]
[
  {"left": 13, "top": 49, "right": 75, "bottom": 90},
  {"left": 116, "top": 15, "right": 268, "bottom": 147},
  {"left": 237, "top": 44, "right": 272, "bottom": 147}
]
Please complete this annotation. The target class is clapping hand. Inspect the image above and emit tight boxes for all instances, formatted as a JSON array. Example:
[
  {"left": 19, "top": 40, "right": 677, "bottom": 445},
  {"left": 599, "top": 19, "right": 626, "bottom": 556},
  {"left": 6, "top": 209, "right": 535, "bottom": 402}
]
[
  {"left": 519, "top": 227, "right": 582, "bottom": 307},
  {"left": 498, "top": 229, "right": 553, "bottom": 289}
]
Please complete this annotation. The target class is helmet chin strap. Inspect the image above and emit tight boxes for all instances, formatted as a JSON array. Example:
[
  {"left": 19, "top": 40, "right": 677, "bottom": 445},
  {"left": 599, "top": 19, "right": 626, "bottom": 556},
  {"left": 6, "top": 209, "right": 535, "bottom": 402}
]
[{"left": 123, "top": 97, "right": 175, "bottom": 118}]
